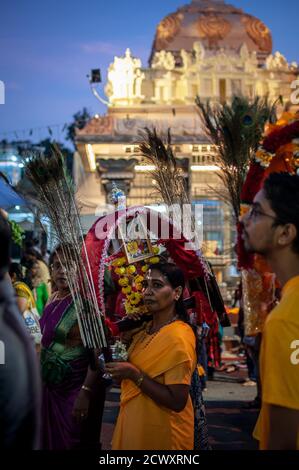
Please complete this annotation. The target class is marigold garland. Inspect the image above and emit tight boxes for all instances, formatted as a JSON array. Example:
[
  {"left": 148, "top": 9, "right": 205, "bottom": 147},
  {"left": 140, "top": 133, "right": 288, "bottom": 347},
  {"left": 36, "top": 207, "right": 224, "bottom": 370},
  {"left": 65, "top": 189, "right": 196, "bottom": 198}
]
[
  {"left": 111, "top": 244, "right": 162, "bottom": 315},
  {"left": 263, "top": 121, "right": 299, "bottom": 154}
]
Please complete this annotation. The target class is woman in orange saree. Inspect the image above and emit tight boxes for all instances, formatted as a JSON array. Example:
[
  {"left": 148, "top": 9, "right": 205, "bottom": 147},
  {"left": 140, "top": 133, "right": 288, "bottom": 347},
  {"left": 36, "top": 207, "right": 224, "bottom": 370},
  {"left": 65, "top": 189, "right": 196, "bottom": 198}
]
[{"left": 105, "top": 263, "right": 197, "bottom": 450}]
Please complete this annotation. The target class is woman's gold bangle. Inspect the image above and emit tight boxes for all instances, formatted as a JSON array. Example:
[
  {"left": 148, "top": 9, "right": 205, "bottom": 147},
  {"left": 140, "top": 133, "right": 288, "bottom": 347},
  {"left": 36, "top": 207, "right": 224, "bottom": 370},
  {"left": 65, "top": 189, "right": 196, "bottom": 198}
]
[
  {"left": 135, "top": 373, "right": 145, "bottom": 388},
  {"left": 81, "top": 385, "right": 92, "bottom": 393}
]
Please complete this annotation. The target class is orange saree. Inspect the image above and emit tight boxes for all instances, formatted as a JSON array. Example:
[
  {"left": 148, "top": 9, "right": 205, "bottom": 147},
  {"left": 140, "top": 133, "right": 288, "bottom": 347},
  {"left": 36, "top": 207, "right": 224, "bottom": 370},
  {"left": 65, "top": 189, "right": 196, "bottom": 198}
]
[{"left": 112, "top": 320, "right": 196, "bottom": 450}]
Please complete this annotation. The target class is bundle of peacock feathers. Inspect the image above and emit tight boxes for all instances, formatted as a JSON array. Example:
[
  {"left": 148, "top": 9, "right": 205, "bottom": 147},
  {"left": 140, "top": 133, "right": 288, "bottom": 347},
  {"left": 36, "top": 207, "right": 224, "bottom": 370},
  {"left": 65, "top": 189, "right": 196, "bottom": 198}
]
[
  {"left": 196, "top": 95, "right": 278, "bottom": 221},
  {"left": 138, "top": 127, "right": 189, "bottom": 207},
  {"left": 138, "top": 127, "right": 210, "bottom": 274},
  {"left": 25, "top": 145, "right": 107, "bottom": 348}
]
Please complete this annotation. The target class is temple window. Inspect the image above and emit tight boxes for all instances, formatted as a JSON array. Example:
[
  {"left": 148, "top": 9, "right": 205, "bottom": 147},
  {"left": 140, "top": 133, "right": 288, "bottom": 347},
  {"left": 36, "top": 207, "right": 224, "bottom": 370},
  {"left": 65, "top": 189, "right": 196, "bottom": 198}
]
[{"left": 219, "top": 79, "right": 227, "bottom": 104}]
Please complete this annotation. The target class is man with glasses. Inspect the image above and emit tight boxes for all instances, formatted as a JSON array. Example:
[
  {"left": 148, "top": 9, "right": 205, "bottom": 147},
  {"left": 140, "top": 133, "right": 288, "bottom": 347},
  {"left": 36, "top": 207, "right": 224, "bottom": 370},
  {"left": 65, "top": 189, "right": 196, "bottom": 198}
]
[{"left": 242, "top": 172, "right": 299, "bottom": 450}]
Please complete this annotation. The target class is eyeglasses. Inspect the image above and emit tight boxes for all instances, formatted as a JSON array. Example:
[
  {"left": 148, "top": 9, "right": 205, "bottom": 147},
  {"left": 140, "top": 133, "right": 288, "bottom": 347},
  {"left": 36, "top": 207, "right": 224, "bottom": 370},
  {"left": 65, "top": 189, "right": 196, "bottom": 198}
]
[{"left": 247, "top": 206, "right": 279, "bottom": 223}]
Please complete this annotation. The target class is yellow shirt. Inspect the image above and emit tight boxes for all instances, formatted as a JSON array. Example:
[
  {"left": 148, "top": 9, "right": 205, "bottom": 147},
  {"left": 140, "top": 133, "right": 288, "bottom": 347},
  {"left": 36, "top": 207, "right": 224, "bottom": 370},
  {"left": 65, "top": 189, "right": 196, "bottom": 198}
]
[
  {"left": 14, "top": 281, "right": 36, "bottom": 310},
  {"left": 112, "top": 320, "right": 196, "bottom": 450},
  {"left": 253, "top": 275, "right": 299, "bottom": 449}
]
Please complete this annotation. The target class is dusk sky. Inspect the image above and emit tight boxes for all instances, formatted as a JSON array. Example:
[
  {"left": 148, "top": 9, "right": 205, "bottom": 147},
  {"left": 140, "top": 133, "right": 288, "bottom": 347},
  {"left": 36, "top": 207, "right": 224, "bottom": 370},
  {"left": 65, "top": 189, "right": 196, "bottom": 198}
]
[{"left": 0, "top": 0, "right": 298, "bottom": 147}]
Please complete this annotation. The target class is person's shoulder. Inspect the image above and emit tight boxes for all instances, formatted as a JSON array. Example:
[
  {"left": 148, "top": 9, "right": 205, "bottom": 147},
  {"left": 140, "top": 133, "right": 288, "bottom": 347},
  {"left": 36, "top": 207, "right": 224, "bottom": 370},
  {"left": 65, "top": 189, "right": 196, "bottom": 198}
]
[
  {"left": 265, "top": 309, "right": 299, "bottom": 346},
  {"left": 167, "top": 321, "right": 196, "bottom": 360},
  {"left": 268, "top": 289, "right": 299, "bottom": 325},
  {"left": 275, "top": 285, "right": 299, "bottom": 317},
  {"left": 14, "top": 281, "right": 32, "bottom": 297},
  {"left": 175, "top": 320, "right": 194, "bottom": 332},
  {"left": 167, "top": 320, "right": 195, "bottom": 344},
  {"left": 265, "top": 311, "right": 286, "bottom": 332},
  {"left": 168, "top": 319, "right": 192, "bottom": 332}
]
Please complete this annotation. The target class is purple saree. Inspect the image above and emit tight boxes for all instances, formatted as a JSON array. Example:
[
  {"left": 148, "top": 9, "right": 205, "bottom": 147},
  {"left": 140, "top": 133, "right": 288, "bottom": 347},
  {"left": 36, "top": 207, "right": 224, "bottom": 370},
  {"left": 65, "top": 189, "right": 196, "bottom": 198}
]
[{"left": 40, "top": 296, "right": 90, "bottom": 450}]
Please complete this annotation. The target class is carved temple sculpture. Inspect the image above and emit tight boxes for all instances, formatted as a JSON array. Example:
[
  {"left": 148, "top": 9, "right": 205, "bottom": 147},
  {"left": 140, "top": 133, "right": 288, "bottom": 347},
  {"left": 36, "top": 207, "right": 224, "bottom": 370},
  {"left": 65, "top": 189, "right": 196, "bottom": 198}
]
[
  {"left": 102, "top": 39, "right": 297, "bottom": 107},
  {"left": 105, "top": 48, "right": 145, "bottom": 105}
]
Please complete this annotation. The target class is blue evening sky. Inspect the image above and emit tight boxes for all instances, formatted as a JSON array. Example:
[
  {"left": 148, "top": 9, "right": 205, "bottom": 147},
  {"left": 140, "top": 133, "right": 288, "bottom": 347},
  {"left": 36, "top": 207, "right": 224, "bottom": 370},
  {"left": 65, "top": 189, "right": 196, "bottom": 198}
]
[{"left": 0, "top": 0, "right": 298, "bottom": 146}]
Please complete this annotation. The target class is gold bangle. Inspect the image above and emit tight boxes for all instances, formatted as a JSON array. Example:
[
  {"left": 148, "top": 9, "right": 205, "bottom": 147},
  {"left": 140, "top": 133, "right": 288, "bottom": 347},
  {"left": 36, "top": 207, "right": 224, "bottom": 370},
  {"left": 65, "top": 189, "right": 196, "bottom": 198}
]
[
  {"left": 81, "top": 385, "right": 92, "bottom": 393},
  {"left": 135, "top": 373, "right": 145, "bottom": 388}
]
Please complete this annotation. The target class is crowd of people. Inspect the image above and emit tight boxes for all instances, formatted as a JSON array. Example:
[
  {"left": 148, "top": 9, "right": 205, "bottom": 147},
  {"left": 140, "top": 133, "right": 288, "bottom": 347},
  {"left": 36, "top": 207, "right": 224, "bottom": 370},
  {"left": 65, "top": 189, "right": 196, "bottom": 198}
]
[{"left": 1, "top": 172, "right": 299, "bottom": 450}]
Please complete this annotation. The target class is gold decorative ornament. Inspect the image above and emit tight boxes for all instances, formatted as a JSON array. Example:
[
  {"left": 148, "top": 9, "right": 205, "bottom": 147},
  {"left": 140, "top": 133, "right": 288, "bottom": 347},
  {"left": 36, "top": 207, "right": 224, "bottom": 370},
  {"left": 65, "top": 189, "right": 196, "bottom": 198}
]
[
  {"left": 243, "top": 16, "right": 272, "bottom": 53},
  {"left": 197, "top": 14, "right": 231, "bottom": 47},
  {"left": 154, "top": 13, "right": 183, "bottom": 49},
  {"left": 135, "top": 373, "right": 145, "bottom": 388},
  {"left": 255, "top": 148, "right": 275, "bottom": 168},
  {"left": 242, "top": 270, "right": 275, "bottom": 336}
]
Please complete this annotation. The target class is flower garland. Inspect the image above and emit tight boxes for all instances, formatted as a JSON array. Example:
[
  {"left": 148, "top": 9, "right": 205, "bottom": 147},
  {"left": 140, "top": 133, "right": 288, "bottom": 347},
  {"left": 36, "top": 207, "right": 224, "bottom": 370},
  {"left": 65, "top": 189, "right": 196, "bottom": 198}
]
[
  {"left": 96, "top": 205, "right": 211, "bottom": 319},
  {"left": 111, "top": 245, "right": 161, "bottom": 316},
  {"left": 255, "top": 116, "right": 299, "bottom": 170},
  {"left": 263, "top": 120, "right": 299, "bottom": 154},
  {"left": 98, "top": 206, "right": 153, "bottom": 318}
]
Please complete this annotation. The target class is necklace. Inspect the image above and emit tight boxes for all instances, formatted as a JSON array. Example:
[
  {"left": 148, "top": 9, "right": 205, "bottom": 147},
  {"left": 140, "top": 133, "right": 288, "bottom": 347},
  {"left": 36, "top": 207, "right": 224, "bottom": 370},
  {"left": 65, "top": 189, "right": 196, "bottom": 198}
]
[
  {"left": 130, "top": 316, "right": 178, "bottom": 353},
  {"left": 146, "top": 316, "right": 178, "bottom": 336},
  {"left": 52, "top": 291, "right": 71, "bottom": 301}
]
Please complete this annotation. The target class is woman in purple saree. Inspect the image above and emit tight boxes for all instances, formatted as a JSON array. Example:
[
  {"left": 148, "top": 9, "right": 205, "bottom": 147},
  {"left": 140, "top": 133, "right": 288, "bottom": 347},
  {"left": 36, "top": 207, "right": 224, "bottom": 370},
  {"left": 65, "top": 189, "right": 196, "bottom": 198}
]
[{"left": 40, "top": 246, "right": 105, "bottom": 450}]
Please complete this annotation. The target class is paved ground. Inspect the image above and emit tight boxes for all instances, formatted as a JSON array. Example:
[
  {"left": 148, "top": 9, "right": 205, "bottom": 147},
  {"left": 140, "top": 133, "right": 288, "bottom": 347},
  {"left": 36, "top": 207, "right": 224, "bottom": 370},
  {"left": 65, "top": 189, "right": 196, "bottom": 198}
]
[
  {"left": 203, "top": 372, "right": 259, "bottom": 450},
  {"left": 100, "top": 369, "right": 259, "bottom": 450}
]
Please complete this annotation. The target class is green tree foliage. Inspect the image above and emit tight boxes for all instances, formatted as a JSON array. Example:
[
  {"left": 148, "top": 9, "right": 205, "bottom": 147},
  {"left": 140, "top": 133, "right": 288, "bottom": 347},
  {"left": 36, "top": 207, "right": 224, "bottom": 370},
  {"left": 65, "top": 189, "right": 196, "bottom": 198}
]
[{"left": 66, "top": 107, "right": 92, "bottom": 146}]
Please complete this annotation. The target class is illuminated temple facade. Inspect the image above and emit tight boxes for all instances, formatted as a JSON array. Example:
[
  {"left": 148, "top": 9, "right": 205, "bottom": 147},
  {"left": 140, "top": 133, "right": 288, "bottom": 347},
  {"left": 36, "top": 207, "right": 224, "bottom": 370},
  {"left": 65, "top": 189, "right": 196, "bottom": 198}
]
[{"left": 75, "top": 0, "right": 298, "bottom": 282}]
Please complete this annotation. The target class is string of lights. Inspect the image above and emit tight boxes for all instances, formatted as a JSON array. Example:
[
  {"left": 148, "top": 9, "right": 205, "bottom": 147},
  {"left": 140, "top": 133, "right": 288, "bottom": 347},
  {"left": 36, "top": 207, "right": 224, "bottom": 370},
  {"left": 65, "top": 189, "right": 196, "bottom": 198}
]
[{"left": 0, "top": 122, "right": 69, "bottom": 141}]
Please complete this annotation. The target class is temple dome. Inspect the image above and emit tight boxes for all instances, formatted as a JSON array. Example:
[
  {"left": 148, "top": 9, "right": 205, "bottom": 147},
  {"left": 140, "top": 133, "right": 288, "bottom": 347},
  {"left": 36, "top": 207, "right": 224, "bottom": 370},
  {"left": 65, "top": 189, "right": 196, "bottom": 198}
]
[{"left": 150, "top": 0, "right": 272, "bottom": 64}]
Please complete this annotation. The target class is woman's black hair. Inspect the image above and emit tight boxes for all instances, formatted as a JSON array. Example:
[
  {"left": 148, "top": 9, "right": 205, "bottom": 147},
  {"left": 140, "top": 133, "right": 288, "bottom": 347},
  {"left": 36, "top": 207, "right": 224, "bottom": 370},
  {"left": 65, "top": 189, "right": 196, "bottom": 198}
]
[
  {"left": 147, "top": 262, "right": 200, "bottom": 359},
  {"left": 9, "top": 262, "right": 24, "bottom": 282},
  {"left": 48, "top": 243, "right": 77, "bottom": 267},
  {"left": 27, "top": 259, "right": 39, "bottom": 269},
  {"left": 25, "top": 248, "right": 44, "bottom": 261}
]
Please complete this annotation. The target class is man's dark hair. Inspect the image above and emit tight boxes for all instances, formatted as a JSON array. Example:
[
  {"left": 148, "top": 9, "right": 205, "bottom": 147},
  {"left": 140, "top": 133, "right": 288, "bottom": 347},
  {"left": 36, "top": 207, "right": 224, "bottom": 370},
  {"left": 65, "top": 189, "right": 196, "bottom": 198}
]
[
  {"left": 0, "top": 213, "right": 11, "bottom": 278},
  {"left": 263, "top": 172, "right": 299, "bottom": 254}
]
